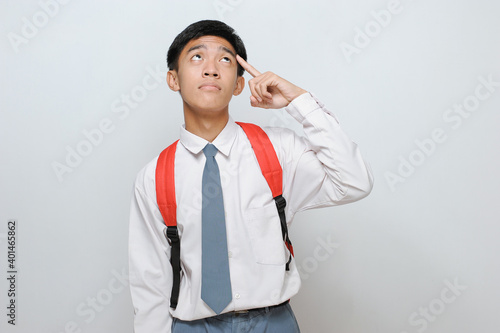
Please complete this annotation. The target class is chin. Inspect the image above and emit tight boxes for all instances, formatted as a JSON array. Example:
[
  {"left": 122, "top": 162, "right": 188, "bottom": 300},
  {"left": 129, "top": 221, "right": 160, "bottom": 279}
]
[{"left": 186, "top": 102, "right": 228, "bottom": 116}]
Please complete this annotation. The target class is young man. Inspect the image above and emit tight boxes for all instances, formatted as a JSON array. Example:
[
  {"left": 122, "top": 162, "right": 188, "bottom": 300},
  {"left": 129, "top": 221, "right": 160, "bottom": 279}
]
[{"left": 129, "top": 20, "right": 373, "bottom": 332}]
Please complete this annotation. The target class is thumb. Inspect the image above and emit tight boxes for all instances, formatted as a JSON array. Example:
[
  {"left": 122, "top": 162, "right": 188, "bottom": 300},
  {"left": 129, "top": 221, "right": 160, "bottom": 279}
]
[{"left": 250, "top": 95, "right": 272, "bottom": 108}]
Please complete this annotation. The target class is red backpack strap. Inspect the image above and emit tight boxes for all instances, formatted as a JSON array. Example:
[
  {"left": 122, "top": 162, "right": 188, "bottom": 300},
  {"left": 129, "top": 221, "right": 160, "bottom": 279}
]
[
  {"left": 236, "top": 122, "right": 294, "bottom": 268},
  {"left": 155, "top": 140, "right": 181, "bottom": 309},
  {"left": 156, "top": 140, "right": 179, "bottom": 227},
  {"left": 235, "top": 122, "right": 282, "bottom": 197}
]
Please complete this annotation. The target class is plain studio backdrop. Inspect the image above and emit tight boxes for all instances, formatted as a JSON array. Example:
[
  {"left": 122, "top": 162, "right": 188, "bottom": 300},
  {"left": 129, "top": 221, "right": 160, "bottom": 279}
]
[{"left": 1, "top": 0, "right": 499, "bottom": 332}]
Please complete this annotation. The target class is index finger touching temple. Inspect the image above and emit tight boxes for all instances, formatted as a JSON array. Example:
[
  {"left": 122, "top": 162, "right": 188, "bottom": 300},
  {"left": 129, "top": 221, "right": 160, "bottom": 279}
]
[{"left": 236, "top": 55, "right": 261, "bottom": 77}]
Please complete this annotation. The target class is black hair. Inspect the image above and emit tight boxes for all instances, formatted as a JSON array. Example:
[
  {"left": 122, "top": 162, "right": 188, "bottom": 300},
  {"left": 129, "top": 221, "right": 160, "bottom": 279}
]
[{"left": 167, "top": 20, "right": 247, "bottom": 77}]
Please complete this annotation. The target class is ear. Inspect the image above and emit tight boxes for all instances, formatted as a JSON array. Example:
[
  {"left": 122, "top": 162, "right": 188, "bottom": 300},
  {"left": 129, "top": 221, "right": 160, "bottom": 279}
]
[
  {"left": 167, "top": 70, "right": 180, "bottom": 92},
  {"left": 232, "top": 76, "right": 245, "bottom": 96}
]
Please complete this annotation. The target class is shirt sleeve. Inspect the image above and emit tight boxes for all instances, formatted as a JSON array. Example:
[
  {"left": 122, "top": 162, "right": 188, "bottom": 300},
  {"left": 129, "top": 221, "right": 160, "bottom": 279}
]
[
  {"left": 272, "top": 92, "right": 374, "bottom": 220},
  {"left": 128, "top": 165, "right": 173, "bottom": 333}
]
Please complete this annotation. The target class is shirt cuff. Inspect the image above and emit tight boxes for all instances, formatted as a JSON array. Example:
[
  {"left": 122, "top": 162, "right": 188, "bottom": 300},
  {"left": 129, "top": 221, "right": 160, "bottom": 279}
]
[{"left": 285, "top": 92, "right": 339, "bottom": 124}]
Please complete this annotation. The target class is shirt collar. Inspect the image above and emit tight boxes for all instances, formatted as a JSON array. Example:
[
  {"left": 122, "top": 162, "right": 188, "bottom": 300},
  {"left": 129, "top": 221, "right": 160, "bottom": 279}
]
[{"left": 179, "top": 116, "right": 238, "bottom": 157}]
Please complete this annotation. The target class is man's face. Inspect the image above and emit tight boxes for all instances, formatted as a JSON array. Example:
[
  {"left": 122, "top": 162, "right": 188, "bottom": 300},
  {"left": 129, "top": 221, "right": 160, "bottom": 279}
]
[{"left": 167, "top": 35, "right": 245, "bottom": 115}]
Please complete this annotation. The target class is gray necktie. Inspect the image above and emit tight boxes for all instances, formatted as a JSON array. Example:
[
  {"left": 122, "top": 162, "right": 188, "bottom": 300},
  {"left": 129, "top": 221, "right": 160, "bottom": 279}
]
[{"left": 201, "top": 144, "right": 232, "bottom": 314}]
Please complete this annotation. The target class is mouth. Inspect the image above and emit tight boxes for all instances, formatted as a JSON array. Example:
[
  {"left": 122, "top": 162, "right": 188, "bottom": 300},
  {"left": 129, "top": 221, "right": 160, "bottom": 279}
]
[{"left": 199, "top": 82, "right": 221, "bottom": 91}]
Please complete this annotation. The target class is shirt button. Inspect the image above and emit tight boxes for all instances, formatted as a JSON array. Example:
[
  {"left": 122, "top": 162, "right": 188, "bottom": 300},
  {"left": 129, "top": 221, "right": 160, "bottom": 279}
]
[
  {"left": 228, "top": 251, "right": 233, "bottom": 258},
  {"left": 235, "top": 293, "right": 240, "bottom": 299}
]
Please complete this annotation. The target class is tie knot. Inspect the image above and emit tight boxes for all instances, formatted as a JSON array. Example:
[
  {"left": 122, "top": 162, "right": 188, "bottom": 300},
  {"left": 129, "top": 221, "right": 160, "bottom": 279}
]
[{"left": 203, "top": 143, "right": 218, "bottom": 158}]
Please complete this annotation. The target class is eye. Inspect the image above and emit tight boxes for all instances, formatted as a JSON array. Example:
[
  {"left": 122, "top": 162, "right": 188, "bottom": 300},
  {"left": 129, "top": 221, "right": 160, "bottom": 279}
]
[
  {"left": 191, "top": 54, "right": 202, "bottom": 61},
  {"left": 221, "top": 57, "right": 231, "bottom": 63}
]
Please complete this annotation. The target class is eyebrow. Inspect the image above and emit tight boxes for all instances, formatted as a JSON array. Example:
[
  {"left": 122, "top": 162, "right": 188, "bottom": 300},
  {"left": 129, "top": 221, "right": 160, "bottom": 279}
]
[{"left": 186, "top": 44, "right": 236, "bottom": 58}]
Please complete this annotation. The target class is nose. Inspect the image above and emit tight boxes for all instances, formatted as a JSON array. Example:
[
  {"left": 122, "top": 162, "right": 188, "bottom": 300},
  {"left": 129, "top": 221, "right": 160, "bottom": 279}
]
[
  {"left": 203, "top": 71, "right": 219, "bottom": 78},
  {"left": 203, "top": 60, "right": 219, "bottom": 78}
]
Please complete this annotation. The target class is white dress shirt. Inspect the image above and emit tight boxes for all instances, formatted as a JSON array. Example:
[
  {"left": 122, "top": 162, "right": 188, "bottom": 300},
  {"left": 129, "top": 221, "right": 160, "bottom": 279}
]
[{"left": 128, "top": 92, "right": 374, "bottom": 332}]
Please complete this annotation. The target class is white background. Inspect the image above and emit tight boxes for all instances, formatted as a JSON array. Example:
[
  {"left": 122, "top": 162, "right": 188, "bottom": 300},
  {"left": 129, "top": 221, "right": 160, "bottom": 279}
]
[{"left": 1, "top": 0, "right": 499, "bottom": 332}]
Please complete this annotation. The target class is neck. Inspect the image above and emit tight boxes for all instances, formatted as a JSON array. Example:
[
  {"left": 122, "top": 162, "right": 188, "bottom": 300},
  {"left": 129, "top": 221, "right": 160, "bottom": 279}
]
[{"left": 184, "top": 105, "right": 229, "bottom": 142}]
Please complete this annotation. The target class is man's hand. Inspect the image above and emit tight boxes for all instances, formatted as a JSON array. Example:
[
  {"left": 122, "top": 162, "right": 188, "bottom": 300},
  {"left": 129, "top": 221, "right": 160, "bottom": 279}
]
[{"left": 237, "top": 55, "right": 307, "bottom": 109}]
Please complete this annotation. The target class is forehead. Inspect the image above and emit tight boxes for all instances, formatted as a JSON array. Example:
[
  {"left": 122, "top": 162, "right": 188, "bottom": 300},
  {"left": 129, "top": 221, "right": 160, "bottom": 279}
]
[{"left": 180, "top": 35, "right": 236, "bottom": 56}]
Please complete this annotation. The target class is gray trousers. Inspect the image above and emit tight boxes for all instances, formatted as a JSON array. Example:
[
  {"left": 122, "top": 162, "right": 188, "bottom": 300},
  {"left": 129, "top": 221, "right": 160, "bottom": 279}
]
[{"left": 172, "top": 302, "right": 301, "bottom": 333}]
